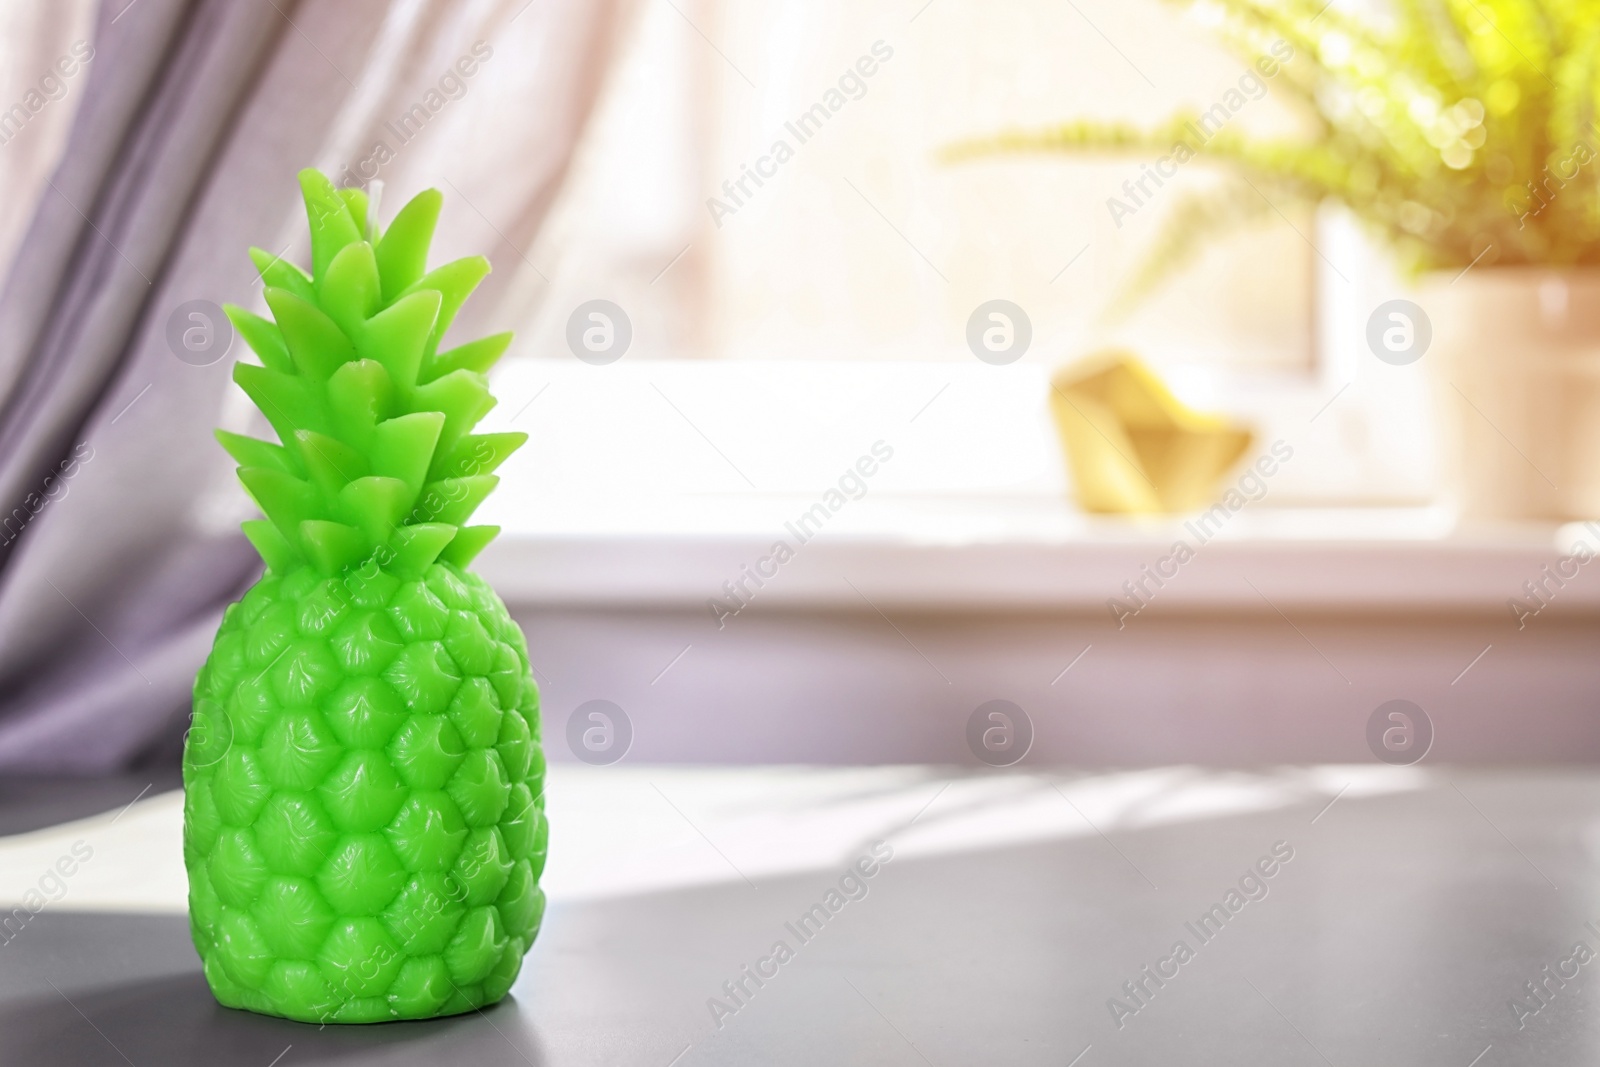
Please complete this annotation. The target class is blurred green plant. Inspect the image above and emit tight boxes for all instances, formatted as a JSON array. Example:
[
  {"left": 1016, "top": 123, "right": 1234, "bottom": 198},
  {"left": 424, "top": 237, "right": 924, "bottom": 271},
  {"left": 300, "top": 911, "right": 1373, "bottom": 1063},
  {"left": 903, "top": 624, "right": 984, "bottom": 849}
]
[{"left": 946, "top": 0, "right": 1600, "bottom": 301}]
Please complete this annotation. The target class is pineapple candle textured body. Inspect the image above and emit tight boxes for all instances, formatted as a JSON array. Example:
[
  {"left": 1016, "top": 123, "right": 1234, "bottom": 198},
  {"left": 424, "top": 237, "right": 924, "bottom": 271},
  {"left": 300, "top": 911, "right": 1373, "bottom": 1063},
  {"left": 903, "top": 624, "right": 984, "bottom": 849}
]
[{"left": 181, "top": 170, "right": 547, "bottom": 1023}]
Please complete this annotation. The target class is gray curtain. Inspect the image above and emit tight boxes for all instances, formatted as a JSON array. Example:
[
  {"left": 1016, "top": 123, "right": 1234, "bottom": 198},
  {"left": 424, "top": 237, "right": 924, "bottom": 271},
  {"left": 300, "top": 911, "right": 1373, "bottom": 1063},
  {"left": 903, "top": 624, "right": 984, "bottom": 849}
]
[{"left": 0, "top": 0, "right": 629, "bottom": 772}]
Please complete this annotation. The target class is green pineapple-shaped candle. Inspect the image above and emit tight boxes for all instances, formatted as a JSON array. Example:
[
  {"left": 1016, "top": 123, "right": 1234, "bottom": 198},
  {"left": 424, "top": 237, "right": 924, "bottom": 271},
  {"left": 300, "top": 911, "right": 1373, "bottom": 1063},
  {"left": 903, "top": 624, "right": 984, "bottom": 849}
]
[{"left": 182, "top": 170, "right": 547, "bottom": 1023}]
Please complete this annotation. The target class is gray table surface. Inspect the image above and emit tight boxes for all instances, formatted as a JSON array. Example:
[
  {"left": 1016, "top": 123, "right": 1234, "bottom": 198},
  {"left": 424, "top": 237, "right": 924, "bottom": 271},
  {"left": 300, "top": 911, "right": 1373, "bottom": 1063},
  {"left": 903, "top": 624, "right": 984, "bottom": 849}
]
[{"left": 2, "top": 767, "right": 1598, "bottom": 1066}]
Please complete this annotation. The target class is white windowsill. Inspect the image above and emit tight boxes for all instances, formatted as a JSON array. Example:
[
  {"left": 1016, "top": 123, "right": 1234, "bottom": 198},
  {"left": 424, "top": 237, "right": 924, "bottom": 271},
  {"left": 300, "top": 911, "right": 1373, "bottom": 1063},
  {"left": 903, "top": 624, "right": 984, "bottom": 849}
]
[
  {"left": 477, "top": 497, "right": 1597, "bottom": 613},
  {"left": 472, "top": 354, "right": 1583, "bottom": 614}
]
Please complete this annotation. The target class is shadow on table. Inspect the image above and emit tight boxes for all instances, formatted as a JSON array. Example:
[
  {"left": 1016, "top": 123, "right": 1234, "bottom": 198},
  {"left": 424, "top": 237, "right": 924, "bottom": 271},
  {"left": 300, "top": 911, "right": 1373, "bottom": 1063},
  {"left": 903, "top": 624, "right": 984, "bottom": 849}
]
[
  {"left": 0, "top": 771, "right": 182, "bottom": 836},
  {"left": 0, "top": 970, "right": 543, "bottom": 1067}
]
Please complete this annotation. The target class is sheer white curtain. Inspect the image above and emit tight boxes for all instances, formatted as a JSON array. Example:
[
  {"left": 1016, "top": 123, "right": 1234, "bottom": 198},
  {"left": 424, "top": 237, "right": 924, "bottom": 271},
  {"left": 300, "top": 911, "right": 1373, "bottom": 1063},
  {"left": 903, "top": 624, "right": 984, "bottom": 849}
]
[
  {"left": 0, "top": 0, "right": 635, "bottom": 771},
  {"left": 0, "top": 0, "right": 97, "bottom": 276}
]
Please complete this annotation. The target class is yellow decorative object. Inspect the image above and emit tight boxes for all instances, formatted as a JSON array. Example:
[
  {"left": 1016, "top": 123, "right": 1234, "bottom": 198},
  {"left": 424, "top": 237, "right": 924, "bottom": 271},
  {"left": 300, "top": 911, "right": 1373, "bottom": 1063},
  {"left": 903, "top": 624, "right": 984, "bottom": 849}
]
[{"left": 1048, "top": 351, "right": 1252, "bottom": 514}]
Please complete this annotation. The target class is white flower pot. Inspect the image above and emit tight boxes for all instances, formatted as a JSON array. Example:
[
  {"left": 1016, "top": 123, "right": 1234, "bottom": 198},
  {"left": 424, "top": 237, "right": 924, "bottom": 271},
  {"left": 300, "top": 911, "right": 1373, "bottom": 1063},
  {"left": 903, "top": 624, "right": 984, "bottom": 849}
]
[{"left": 1419, "top": 268, "right": 1600, "bottom": 521}]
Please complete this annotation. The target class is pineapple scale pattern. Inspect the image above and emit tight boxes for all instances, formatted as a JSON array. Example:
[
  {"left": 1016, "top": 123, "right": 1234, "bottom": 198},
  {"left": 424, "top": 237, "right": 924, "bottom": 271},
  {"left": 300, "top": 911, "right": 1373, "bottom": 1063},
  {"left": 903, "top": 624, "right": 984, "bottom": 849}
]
[
  {"left": 185, "top": 561, "right": 546, "bottom": 1022},
  {"left": 182, "top": 169, "right": 546, "bottom": 1023}
]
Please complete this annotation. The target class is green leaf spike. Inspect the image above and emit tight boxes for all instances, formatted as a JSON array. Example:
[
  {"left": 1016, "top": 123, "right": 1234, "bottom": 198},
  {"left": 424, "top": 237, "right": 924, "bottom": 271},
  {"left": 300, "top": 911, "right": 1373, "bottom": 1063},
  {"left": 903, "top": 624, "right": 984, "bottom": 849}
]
[
  {"left": 222, "top": 172, "right": 523, "bottom": 575},
  {"left": 182, "top": 170, "right": 546, "bottom": 1024}
]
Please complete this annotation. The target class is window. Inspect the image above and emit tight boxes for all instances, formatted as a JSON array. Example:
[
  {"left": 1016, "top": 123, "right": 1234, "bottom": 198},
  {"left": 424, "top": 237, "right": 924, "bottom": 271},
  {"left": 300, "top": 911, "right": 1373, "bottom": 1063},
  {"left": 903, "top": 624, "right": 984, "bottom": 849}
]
[
  {"left": 478, "top": 0, "right": 1438, "bottom": 531},
  {"left": 517, "top": 0, "right": 1317, "bottom": 371}
]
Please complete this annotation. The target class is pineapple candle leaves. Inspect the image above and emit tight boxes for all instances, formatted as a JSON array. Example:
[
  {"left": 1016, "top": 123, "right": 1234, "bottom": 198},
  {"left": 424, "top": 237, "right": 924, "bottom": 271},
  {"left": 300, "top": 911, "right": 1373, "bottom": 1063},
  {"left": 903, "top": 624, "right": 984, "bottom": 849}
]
[{"left": 219, "top": 169, "right": 523, "bottom": 583}]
